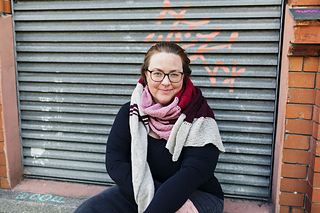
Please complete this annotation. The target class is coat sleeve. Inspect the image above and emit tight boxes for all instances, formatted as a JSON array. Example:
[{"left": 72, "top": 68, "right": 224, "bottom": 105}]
[
  {"left": 144, "top": 144, "right": 220, "bottom": 213},
  {"left": 105, "top": 102, "right": 135, "bottom": 200}
]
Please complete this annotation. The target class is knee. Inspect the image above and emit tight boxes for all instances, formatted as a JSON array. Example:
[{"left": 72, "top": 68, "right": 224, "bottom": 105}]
[{"left": 74, "top": 201, "right": 94, "bottom": 213}]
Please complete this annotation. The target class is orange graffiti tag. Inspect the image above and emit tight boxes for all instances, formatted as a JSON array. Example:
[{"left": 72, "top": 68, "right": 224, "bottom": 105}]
[
  {"left": 205, "top": 61, "right": 245, "bottom": 92},
  {"left": 144, "top": 0, "right": 245, "bottom": 93},
  {"left": 225, "top": 62, "right": 246, "bottom": 92},
  {"left": 170, "top": 20, "right": 210, "bottom": 31},
  {"left": 157, "top": 6, "right": 189, "bottom": 19},
  {"left": 204, "top": 62, "right": 229, "bottom": 87}
]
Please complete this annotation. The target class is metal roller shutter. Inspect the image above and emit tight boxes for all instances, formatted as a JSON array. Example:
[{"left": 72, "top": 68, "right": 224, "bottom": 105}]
[{"left": 13, "top": 0, "right": 282, "bottom": 200}]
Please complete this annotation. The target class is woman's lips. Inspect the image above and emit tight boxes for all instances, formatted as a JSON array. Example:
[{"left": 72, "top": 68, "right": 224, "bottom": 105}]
[{"left": 159, "top": 89, "right": 172, "bottom": 93}]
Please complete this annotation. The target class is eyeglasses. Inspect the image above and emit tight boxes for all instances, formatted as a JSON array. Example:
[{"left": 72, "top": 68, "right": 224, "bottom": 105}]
[{"left": 147, "top": 69, "right": 184, "bottom": 83}]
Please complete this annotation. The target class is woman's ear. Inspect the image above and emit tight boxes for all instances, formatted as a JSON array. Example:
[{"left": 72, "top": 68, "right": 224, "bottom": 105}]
[{"left": 144, "top": 71, "right": 148, "bottom": 84}]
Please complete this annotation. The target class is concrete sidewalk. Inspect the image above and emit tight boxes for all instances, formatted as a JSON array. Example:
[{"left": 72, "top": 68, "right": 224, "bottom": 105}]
[
  {"left": 0, "top": 179, "right": 109, "bottom": 213},
  {"left": 0, "top": 188, "right": 86, "bottom": 213}
]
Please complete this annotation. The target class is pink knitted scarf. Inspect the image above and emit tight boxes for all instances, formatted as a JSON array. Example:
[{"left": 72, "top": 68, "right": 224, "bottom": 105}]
[{"left": 140, "top": 76, "right": 196, "bottom": 140}]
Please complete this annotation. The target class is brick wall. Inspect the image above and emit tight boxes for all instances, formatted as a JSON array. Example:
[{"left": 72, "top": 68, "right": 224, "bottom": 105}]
[
  {"left": 277, "top": 0, "right": 320, "bottom": 211},
  {"left": 280, "top": 56, "right": 320, "bottom": 213},
  {"left": 307, "top": 58, "right": 320, "bottom": 211}
]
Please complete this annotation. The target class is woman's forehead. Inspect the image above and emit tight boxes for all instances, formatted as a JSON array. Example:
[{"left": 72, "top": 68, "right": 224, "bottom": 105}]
[{"left": 149, "top": 52, "right": 182, "bottom": 68}]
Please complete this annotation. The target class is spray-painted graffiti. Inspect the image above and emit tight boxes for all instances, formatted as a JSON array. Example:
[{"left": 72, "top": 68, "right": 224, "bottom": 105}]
[
  {"left": 16, "top": 192, "right": 66, "bottom": 203},
  {"left": 144, "top": 0, "right": 246, "bottom": 92},
  {"left": 294, "top": 9, "right": 320, "bottom": 13}
]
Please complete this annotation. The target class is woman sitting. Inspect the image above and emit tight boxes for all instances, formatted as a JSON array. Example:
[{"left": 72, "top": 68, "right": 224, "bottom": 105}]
[{"left": 75, "top": 42, "right": 225, "bottom": 213}]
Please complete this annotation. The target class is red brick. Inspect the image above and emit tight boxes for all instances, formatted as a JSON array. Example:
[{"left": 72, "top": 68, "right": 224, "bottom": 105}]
[
  {"left": 0, "top": 166, "right": 6, "bottom": 177},
  {"left": 309, "top": 168, "right": 315, "bottom": 186},
  {"left": 0, "top": 178, "right": 10, "bottom": 189},
  {"left": 0, "top": 154, "right": 6, "bottom": 166},
  {"left": 313, "top": 122, "right": 320, "bottom": 141},
  {"left": 292, "top": 208, "right": 304, "bottom": 213},
  {"left": 314, "top": 105, "right": 320, "bottom": 123},
  {"left": 317, "top": 74, "right": 320, "bottom": 90},
  {"left": 314, "top": 172, "right": 320, "bottom": 188},
  {"left": 0, "top": 117, "right": 3, "bottom": 129},
  {"left": 289, "top": 57, "right": 304, "bottom": 71},
  {"left": 1, "top": 0, "right": 10, "bottom": 13},
  {"left": 288, "top": 88, "right": 315, "bottom": 104},
  {"left": 304, "top": 57, "right": 319, "bottom": 72},
  {"left": 279, "top": 192, "right": 305, "bottom": 207},
  {"left": 306, "top": 196, "right": 320, "bottom": 213},
  {"left": 289, "top": 72, "right": 315, "bottom": 88},
  {"left": 284, "top": 134, "right": 310, "bottom": 150},
  {"left": 289, "top": 0, "right": 320, "bottom": 6},
  {"left": 280, "top": 178, "right": 307, "bottom": 194},
  {"left": 279, "top": 206, "right": 289, "bottom": 213},
  {"left": 294, "top": 23, "right": 320, "bottom": 44},
  {"left": 308, "top": 168, "right": 320, "bottom": 188},
  {"left": 307, "top": 182, "right": 320, "bottom": 203},
  {"left": 310, "top": 137, "right": 320, "bottom": 156},
  {"left": 0, "top": 142, "right": 4, "bottom": 153},
  {"left": 286, "top": 104, "right": 313, "bottom": 119},
  {"left": 0, "top": 130, "right": 4, "bottom": 141},
  {"left": 281, "top": 164, "right": 307, "bottom": 178},
  {"left": 316, "top": 90, "right": 320, "bottom": 107},
  {"left": 283, "top": 149, "right": 310, "bottom": 164},
  {"left": 310, "top": 154, "right": 320, "bottom": 172},
  {"left": 286, "top": 119, "right": 313, "bottom": 135}
]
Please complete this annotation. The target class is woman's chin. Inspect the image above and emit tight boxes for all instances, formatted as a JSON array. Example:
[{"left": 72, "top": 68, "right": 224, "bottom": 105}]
[{"left": 158, "top": 98, "right": 174, "bottom": 106}]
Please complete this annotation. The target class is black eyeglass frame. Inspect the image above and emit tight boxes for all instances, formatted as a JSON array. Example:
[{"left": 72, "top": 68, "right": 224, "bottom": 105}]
[{"left": 146, "top": 69, "right": 184, "bottom": 83}]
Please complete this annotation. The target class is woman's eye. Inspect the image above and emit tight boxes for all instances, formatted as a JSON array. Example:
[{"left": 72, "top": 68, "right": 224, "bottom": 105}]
[
  {"left": 154, "top": 72, "right": 163, "bottom": 76},
  {"left": 170, "top": 73, "right": 179, "bottom": 77}
]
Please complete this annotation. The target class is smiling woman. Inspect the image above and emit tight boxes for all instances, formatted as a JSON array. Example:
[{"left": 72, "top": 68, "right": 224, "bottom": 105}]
[
  {"left": 145, "top": 52, "right": 184, "bottom": 105},
  {"left": 75, "top": 42, "right": 225, "bottom": 213}
]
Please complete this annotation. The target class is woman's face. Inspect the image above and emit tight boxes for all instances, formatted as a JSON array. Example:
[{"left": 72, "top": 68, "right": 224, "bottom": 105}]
[{"left": 145, "top": 52, "right": 184, "bottom": 106}]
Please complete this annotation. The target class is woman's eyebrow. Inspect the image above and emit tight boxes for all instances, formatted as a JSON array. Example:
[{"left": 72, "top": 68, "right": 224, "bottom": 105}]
[{"left": 150, "top": 68, "right": 181, "bottom": 72}]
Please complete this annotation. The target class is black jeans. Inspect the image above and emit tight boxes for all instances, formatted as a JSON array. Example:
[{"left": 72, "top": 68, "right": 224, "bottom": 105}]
[{"left": 75, "top": 185, "right": 224, "bottom": 213}]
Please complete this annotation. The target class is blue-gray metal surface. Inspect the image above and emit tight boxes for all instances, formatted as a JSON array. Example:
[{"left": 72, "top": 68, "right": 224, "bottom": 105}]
[{"left": 13, "top": 0, "right": 282, "bottom": 200}]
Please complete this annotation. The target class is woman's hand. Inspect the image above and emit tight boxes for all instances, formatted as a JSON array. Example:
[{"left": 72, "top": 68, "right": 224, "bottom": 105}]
[{"left": 175, "top": 199, "right": 199, "bottom": 213}]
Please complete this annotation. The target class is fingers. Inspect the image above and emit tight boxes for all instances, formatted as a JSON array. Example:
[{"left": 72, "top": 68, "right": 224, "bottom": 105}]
[{"left": 175, "top": 199, "right": 199, "bottom": 213}]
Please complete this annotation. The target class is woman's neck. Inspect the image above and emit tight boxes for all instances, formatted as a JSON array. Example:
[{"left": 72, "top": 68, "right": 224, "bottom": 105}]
[{"left": 148, "top": 129, "right": 161, "bottom": 139}]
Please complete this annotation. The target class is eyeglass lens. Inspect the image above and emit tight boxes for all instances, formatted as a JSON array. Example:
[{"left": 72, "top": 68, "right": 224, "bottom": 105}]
[{"left": 149, "top": 70, "right": 183, "bottom": 83}]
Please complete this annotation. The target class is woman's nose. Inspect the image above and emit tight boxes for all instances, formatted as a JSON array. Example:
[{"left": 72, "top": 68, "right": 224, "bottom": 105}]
[{"left": 161, "top": 75, "right": 171, "bottom": 85}]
